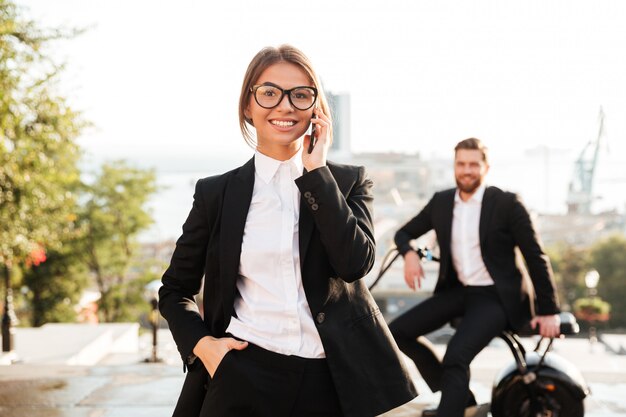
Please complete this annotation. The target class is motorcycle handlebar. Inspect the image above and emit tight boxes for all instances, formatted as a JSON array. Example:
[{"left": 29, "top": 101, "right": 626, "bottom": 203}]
[
  {"left": 415, "top": 247, "right": 439, "bottom": 262},
  {"left": 368, "top": 246, "right": 434, "bottom": 291},
  {"left": 517, "top": 312, "right": 580, "bottom": 336}
]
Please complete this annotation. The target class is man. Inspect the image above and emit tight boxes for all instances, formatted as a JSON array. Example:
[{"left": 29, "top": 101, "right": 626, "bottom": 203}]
[{"left": 389, "top": 138, "right": 560, "bottom": 417}]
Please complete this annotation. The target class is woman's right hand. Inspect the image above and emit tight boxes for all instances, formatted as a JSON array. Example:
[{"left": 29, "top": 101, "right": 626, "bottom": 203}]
[
  {"left": 403, "top": 250, "right": 425, "bottom": 291},
  {"left": 193, "top": 336, "right": 248, "bottom": 377}
]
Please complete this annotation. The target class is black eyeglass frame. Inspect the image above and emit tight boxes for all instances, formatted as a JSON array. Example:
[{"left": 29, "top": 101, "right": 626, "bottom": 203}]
[{"left": 250, "top": 83, "right": 318, "bottom": 111}]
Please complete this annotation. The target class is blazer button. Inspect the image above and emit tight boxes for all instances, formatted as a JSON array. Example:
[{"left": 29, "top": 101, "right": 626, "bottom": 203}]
[
  {"left": 316, "top": 312, "right": 325, "bottom": 324},
  {"left": 304, "top": 191, "right": 312, "bottom": 198},
  {"left": 307, "top": 197, "right": 316, "bottom": 204},
  {"left": 311, "top": 203, "right": 319, "bottom": 211}
]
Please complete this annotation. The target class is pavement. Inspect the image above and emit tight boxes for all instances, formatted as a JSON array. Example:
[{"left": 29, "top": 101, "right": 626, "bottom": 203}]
[{"left": 1, "top": 329, "right": 626, "bottom": 417}]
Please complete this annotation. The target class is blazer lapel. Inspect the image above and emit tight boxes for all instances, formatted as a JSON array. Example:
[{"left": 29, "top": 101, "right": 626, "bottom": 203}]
[
  {"left": 442, "top": 190, "right": 455, "bottom": 252},
  {"left": 299, "top": 168, "right": 315, "bottom": 271},
  {"left": 219, "top": 157, "right": 255, "bottom": 320}
]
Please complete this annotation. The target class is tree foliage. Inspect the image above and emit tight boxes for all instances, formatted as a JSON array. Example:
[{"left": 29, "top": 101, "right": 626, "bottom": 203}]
[
  {"left": 546, "top": 244, "right": 589, "bottom": 311},
  {"left": 2, "top": 1, "right": 159, "bottom": 327},
  {"left": 1, "top": 0, "right": 83, "bottom": 267},
  {"left": 589, "top": 235, "right": 626, "bottom": 329},
  {"left": 549, "top": 234, "right": 626, "bottom": 330},
  {"left": 22, "top": 244, "right": 89, "bottom": 326},
  {"left": 78, "top": 161, "right": 157, "bottom": 322}
]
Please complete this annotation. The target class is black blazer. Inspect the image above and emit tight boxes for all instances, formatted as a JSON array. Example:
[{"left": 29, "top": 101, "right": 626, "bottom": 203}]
[
  {"left": 159, "top": 157, "right": 417, "bottom": 417},
  {"left": 395, "top": 186, "right": 560, "bottom": 330}
]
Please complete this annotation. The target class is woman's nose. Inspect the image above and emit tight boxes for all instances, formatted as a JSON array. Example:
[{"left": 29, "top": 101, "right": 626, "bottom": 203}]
[{"left": 276, "top": 93, "right": 294, "bottom": 111}]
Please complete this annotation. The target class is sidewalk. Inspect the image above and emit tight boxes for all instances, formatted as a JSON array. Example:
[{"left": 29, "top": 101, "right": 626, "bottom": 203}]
[{"left": 1, "top": 331, "right": 626, "bottom": 416}]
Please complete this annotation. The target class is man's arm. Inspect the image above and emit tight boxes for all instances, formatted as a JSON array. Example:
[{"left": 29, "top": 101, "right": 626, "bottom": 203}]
[
  {"left": 394, "top": 196, "right": 435, "bottom": 256},
  {"left": 509, "top": 194, "right": 560, "bottom": 315},
  {"left": 509, "top": 194, "right": 561, "bottom": 337},
  {"left": 394, "top": 196, "right": 436, "bottom": 290}
]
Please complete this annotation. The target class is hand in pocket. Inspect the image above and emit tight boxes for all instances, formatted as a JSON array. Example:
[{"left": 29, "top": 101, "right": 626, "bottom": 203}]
[{"left": 193, "top": 336, "right": 248, "bottom": 378}]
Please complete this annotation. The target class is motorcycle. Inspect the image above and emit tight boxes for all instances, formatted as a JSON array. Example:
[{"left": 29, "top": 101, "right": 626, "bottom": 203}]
[{"left": 370, "top": 247, "right": 590, "bottom": 417}]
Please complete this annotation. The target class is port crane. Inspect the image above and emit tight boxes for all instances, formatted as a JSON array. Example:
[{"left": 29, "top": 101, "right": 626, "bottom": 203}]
[{"left": 566, "top": 108, "right": 604, "bottom": 215}]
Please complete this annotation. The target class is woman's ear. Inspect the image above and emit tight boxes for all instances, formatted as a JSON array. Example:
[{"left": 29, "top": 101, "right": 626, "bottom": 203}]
[{"left": 244, "top": 107, "right": 254, "bottom": 126}]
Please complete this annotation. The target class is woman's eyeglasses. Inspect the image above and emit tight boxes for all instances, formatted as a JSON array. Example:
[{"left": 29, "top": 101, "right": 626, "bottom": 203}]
[{"left": 250, "top": 84, "right": 317, "bottom": 111}]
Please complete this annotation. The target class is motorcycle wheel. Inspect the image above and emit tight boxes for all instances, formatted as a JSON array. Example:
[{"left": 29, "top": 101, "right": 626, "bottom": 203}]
[{"left": 491, "top": 375, "right": 584, "bottom": 417}]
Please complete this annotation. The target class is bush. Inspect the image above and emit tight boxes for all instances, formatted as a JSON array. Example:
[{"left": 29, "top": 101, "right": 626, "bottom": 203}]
[{"left": 573, "top": 297, "right": 611, "bottom": 322}]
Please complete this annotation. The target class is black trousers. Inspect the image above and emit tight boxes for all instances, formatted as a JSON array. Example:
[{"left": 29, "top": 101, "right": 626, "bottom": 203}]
[
  {"left": 199, "top": 343, "right": 343, "bottom": 417},
  {"left": 389, "top": 285, "right": 508, "bottom": 417}
]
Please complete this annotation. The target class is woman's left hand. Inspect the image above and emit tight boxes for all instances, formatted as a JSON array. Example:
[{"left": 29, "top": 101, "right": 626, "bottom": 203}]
[{"left": 302, "top": 108, "right": 331, "bottom": 172}]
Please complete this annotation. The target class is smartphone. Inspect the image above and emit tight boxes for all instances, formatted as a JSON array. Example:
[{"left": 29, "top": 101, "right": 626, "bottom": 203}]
[{"left": 307, "top": 113, "right": 317, "bottom": 154}]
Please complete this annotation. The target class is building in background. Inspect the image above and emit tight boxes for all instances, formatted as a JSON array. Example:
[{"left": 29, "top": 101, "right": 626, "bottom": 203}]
[{"left": 327, "top": 92, "right": 351, "bottom": 159}]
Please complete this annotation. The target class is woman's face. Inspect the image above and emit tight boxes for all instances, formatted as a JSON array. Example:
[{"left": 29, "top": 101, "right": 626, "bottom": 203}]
[{"left": 246, "top": 61, "right": 314, "bottom": 153}]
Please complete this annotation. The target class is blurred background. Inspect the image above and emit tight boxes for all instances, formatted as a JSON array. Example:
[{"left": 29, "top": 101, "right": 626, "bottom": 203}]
[{"left": 2, "top": 0, "right": 626, "bottom": 362}]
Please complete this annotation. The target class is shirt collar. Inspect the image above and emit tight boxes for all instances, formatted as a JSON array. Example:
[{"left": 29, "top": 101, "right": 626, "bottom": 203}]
[
  {"left": 454, "top": 184, "right": 486, "bottom": 204},
  {"left": 254, "top": 148, "right": 304, "bottom": 184}
]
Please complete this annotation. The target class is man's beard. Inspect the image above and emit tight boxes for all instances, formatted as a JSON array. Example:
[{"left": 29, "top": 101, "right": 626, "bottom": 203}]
[{"left": 456, "top": 176, "right": 482, "bottom": 194}]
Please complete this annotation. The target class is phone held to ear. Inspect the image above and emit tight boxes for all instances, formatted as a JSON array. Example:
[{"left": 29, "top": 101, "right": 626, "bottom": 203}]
[{"left": 307, "top": 114, "right": 317, "bottom": 154}]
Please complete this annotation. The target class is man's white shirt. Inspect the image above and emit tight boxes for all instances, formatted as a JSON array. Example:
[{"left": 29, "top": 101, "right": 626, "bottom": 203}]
[{"left": 451, "top": 185, "right": 495, "bottom": 286}]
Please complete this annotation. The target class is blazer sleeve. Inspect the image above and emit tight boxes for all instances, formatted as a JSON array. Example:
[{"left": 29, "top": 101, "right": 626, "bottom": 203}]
[
  {"left": 394, "top": 195, "right": 435, "bottom": 256},
  {"left": 295, "top": 165, "right": 375, "bottom": 282},
  {"left": 158, "top": 178, "right": 212, "bottom": 363},
  {"left": 509, "top": 194, "right": 560, "bottom": 315}
]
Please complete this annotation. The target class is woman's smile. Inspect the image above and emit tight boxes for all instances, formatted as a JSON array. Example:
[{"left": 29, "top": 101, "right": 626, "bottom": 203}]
[{"left": 269, "top": 118, "right": 297, "bottom": 129}]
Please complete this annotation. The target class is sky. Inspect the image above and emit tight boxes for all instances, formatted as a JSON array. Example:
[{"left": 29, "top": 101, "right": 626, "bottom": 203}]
[{"left": 13, "top": 0, "right": 626, "bottom": 237}]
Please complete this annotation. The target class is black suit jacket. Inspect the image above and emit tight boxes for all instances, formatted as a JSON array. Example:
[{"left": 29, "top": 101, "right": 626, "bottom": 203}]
[
  {"left": 159, "top": 157, "right": 417, "bottom": 417},
  {"left": 395, "top": 186, "right": 560, "bottom": 330}
]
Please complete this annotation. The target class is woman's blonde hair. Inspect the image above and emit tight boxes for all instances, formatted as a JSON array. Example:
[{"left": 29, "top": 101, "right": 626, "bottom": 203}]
[{"left": 238, "top": 44, "right": 332, "bottom": 147}]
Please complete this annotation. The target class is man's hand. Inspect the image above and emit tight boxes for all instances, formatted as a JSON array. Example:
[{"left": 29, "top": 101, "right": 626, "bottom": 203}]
[
  {"left": 193, "top": 336, "right": 248, "bottom": 377},
  {"left": 403, "top": 250, "right": 425, "bottom": 291},
  {"left": 530, "top": 314, "right": 561, "bottom": 338}
]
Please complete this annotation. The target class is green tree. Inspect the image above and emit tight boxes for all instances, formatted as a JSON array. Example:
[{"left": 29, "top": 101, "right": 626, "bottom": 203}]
[
  {"left": 111, "top": 260, "right": 164, "bottom": 325},
  {"left": 1, "top": 0, "right": 84, "bottom": 333},
  {"left": 22, "top": 242, "right": 89, "bottom": 327},
  {"left": 1, "top": 0, "right": 83, "bottom": 266},
  {"left": 589, "top": 234, "right": 626, "bottom": 329},
  {"left": 78, "top": 161, "right": 157, "bottom": 322},
  {"left": 546, "top": 243, "right": 589, "bottom": 311}
]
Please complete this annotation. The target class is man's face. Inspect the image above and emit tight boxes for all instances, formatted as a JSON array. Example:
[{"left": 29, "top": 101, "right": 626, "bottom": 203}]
[{"left": 454, "top": 149, "right": 489, "bottom": 194}]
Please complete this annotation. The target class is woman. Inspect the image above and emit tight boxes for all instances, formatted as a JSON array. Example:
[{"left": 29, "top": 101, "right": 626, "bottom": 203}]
[{"left": 159, "top": 44, "right": 417, "bottom": 417}]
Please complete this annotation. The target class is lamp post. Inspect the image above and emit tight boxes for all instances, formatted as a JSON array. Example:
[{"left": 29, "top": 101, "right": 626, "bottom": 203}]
[
  {"left": 2, "top": 265, "right": 17, "bottom": 354},
  {"left": 143, "top": 280, "right": 162, "bottom": 363},
  {"left": 584, "top": 269, "right": 600, "bottom": 346}
]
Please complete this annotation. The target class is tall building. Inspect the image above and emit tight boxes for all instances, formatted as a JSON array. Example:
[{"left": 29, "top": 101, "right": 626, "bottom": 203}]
[{"left": 327, "top": 92, "right": 351, "bottom": 159}]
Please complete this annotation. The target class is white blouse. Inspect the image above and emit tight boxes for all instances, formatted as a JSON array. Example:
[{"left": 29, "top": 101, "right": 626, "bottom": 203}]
[{"left": 225, "top": 149, "right": 325, "bottom": 358}]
